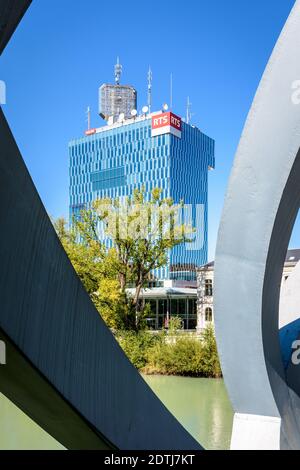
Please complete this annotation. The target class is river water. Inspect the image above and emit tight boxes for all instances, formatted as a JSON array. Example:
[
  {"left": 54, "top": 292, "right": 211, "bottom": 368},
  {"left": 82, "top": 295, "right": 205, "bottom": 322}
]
[
  {"left": 0, "top": 376, "right": 233, "bottom": 450},
  {"left": 143, "top": 375, "right": 234, "bottom": 450}
]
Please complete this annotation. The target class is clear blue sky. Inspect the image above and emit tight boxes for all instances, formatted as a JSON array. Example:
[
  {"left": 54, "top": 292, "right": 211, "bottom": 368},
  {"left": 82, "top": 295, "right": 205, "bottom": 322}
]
[{"left": 1, "top": 0, "right": 297, "bottom": 260}]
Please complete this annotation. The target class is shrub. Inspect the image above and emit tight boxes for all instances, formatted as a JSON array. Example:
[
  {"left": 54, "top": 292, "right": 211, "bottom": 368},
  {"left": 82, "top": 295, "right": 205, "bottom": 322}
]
[
  {"left": 168, "top": 316, "right": 183, "bottom": 333},
  {"left": 145, "top": 336, "right": 203, "bottom": 376},
  {"left": 116, "top": 330, "right": 163, "bottom": 369},
  {"left": 144, "top": 325, "right": 222, "bottom": 378},
  {"left": 116, "top": 326, "right": 222, "bottom": 378}
]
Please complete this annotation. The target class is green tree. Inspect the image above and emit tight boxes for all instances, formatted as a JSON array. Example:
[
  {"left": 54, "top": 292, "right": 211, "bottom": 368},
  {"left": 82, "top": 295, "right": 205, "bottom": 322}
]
[
  {"left": 75, "top": 187, "right": 194, "bottom": 329},
  {"left": 54, "top": 217, "right": 104, "bottom": 295},
  {"left": 54, "top": 218, "right": 131, "bottom": 330},
  {"left": 200, "top": 325, "right": 222, "bottom": 378},
  {"left": 54, "top": 188, "right": 194, "bottom": 331}
]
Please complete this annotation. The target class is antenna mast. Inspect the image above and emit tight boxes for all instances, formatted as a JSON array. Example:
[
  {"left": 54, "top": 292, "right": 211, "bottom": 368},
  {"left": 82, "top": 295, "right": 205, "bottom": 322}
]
[
  {"left": 186, "top": 96, "right": 192, "bottom": 124},
  {"left": 147, "top": 66, "right": 152, "bottom": 114},
  {"left": 86, "top": 106, "right": 91, "bottom": 130},
  {"left": 114, "top": 57, "right": 122, "bottom": 85},
  {"left": 170, "top": 73, "right": 173, "bottom": 110}
]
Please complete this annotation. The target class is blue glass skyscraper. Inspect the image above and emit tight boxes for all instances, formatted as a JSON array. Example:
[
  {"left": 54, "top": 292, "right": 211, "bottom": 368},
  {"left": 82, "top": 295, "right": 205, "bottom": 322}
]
[{"left": 69, "top": 111, "right": 214, "bottom": 283}]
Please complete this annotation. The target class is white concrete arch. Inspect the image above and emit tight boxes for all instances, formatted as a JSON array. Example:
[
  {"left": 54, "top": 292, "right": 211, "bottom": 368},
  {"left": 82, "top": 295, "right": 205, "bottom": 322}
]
[{"left": 215, "top": 0, "right": 300, "bottom": 450}]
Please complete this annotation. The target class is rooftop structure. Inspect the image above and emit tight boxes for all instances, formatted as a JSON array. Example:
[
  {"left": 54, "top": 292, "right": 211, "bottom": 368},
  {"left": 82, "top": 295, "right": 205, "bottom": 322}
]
[{"left": 99, "top": 58, "right": 137, "bottom": 122}]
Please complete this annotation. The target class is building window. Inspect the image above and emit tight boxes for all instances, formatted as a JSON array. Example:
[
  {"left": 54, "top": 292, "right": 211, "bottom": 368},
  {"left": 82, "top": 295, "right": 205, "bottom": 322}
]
[
  {"left": 205, "top": 307, "right": 213, "bottom": 322},
  {"left": 145, "top": 299, "right": 157, "bottom": 330},
  {"left": 205, "top": 279, "right": 213, "bottom": 296},
  {"left": 188, "top": 298, "right": 197, "bottom": 316},
  {"left": 187, "top": 298, "right": 197, "bottom": 330}
]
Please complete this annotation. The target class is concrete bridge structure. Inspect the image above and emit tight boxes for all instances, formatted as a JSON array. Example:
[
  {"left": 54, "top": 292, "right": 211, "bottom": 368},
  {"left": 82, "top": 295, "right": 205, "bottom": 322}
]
[
  {"left": 214, "top": 0, "right": 300, "bottom": 451},
  {"left": 0, "top": 0, "right": 200, "bottom": 450}
]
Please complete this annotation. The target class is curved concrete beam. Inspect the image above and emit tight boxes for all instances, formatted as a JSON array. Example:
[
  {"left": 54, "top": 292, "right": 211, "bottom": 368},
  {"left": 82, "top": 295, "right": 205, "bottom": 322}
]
[
  {"left": 0, "top": 0, "right": 32, "bottom": 53},
  {"left": 214, "top": 0, "right": 300, "bottom": 450},
  {"left": 0, "top": 1, "right": 201, "bottom": 450}
]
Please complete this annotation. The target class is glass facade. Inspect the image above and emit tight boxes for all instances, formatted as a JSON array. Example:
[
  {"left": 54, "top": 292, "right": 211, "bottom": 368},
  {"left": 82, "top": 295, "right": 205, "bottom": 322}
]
[
  {"left": 145, "top": 297, "right": 198, "bottom": 331},
  {"left": 69, "top": 114, "right": 215, "bottom": 281}
]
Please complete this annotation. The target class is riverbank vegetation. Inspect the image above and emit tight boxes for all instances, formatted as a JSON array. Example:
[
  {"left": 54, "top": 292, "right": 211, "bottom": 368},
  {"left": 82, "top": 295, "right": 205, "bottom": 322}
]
[
  {"left": 116, "top": 322, "right": 221, "bottom": 378},
  {"left": 54, "top": 187, "right": 221, "bottom": 378}
]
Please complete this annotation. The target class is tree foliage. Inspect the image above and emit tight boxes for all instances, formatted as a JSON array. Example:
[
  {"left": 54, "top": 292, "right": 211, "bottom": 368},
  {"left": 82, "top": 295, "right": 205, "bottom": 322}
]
[{"left": 54, "top": 187, "right": 194, "bottom": 330}]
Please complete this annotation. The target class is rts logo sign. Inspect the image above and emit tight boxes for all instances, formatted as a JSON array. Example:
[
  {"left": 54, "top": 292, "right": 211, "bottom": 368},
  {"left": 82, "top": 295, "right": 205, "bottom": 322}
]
[
  {"left": 85, "top": 128, "right": 97, "bottom": 136},
  {"left": 152, "top": 112, "right": 182, "bottom": 139}
]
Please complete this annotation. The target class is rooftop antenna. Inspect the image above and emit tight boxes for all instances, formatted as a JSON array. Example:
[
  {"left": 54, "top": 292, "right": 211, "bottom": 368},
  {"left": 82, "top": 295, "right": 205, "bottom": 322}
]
[
  {"left": 186, "top": 96, "right": 192, "bottom": 124},
  {"left": 147, "top": 66, "right": 152, "bottom": 114},
  {"left": 86, "top": 106, "right": 91, "bottom": 130},
  {"left": 170, "top": 73, "right": 173, "bottom": 110},
  {"left": 114, "top": 57, "right": 122, "bottom": 85}
]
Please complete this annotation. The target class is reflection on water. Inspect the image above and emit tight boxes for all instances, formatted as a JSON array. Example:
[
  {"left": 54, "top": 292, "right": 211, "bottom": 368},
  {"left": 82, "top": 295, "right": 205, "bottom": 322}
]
[
  {"left": 0, "top": 377, "right": 233, "bottom": 450},
  {"left": 143, "top": 375, "right": 233, "bottom": 450}
]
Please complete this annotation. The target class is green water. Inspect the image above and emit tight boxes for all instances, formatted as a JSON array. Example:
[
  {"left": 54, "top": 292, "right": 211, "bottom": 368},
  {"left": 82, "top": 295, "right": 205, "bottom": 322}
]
[
  {"left": 0, "top": 377, "right": 233, "bottom": 450},
  {"left": 0, "top": 393, "right": 64, "bottom": 450},
  {"left": 143, "top": 375, "right": 234, "bottom": 450}
]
